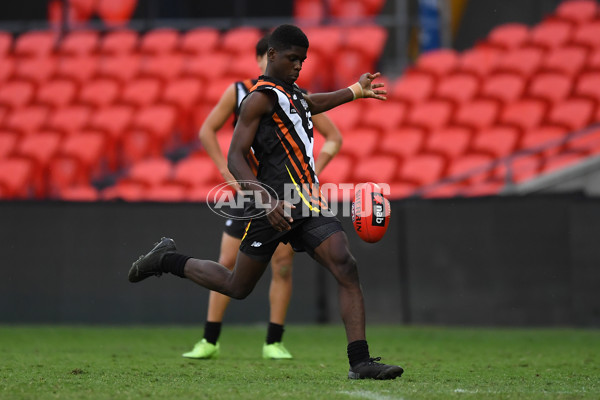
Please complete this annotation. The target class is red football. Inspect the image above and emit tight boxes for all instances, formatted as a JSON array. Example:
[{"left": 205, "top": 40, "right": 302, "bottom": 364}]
[{"left": 351, "top": 182, "right": 391, "bottom": 243}]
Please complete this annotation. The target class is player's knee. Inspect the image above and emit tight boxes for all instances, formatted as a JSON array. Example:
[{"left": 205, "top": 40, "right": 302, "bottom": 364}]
[
  {"left": 332, "top": 252, "right": 359, "bottom": 283},
  {"left": 271, "top": 257, "right": 293, "bottom": 280},
  {"left": 228, "top": 286, "right": 252, "bottom": 300}
]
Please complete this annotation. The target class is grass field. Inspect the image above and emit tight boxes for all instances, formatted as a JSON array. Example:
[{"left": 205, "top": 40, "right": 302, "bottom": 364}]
[{"left": 0, "top": 324, "right": 598, "bottom": 400}]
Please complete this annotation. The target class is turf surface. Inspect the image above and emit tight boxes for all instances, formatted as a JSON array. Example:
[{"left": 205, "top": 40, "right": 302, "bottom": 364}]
[{"left": 0, "top": 325, "right": 598, "bottom": 399}]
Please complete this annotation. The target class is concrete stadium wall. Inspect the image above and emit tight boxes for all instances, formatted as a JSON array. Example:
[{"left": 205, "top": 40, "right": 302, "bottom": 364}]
[{"left": 1, "top": 196, "right": 598, "bottom": 326}]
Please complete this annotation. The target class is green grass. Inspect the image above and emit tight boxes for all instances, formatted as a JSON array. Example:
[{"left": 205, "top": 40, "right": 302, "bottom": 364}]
[{"left": 0, "top": 325, "right": 598, "bottom": 400}]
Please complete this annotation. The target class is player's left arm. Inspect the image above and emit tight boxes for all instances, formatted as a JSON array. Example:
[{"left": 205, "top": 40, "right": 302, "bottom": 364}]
[
  {"left": 305, "top": 72, "right": 387, "bottom": 115},
  {"left": 312, "top": 112, "right": 342, "bottom": 175}
]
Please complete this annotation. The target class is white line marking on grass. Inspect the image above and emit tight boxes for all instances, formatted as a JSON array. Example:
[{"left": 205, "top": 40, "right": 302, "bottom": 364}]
[{"left": 339, "top": 390, "right": 405, "bottom": 400}]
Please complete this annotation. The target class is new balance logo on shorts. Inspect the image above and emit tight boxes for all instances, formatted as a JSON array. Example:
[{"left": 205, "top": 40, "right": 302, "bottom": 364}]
[{"left": 251, "top": 241, "right": 262, "bottom": 247}]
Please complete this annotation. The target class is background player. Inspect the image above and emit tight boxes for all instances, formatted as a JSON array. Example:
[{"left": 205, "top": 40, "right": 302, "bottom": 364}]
[{"left": 183, "top": 35, "right": 342, "bottom": 360}]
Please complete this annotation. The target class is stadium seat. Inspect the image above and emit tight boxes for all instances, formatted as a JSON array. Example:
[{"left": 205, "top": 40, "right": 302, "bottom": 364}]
[
  {"left": 554, "top": 0, "right": 599, "bottom": 25},
  {"left": 59, "top": 131, "right": 107, "bottom": 179},
  {"left": 15, "top": 131, "right": 62, "bottom": 196},
  {"left": 182, "top": 50, "right": 230, "bottom": 82},
  {"left": 45, "top": 105, "right": 92, "bottom": 137},
  {"left": 526, "top": 72, "right": 573, "bottom": 104},
  {"left": 520, "top": 126, "right": 567, "bottom": 157},
  {"left": 13, "top": 57, "right": 58, "bottom": 86},
  {"left": 101, "top": 181, "right": 147, "bottom": 201},
  {"left": 446, "top": 153, "right": 495, "bottom": 184},
  {"left": 406, "top": 100, "right": 453, "bottom": 132},
  {"left": 46, "top": 155, "right": 88, "bottom": 194},
  {"left": 527, "top": 19, "right": 573, "bottom": 49},
  {"left": 96, "top": 0, "right": 138, "bottom": 27},
  {"left": 294, "top": 52, "right": 321, "bottom": 92},
  {"left": 180, "top": 27, "right": 220, "bottom": 55},
  {"left": 225, "top": 53, "right": 262, "bottom": 82},
  {"left": 139, "top": 28, "right": 180, "bottom": 55},
  {"left": 486, "top": 23, "right": 530, "bottom": 50},
  {"left": 119, "top": 78, "right": 162, "bottom": 108},
  {"left": 145, "top": 182, "right": 188, "bottom": 202},
  {"left": 471, "top": 127, "right": 520, "bottom": 159},
  {"left": 574, "top": 72, "right": 600, "bottom": 103},
  {"left": 59, "top": 184, "right": 100, "bottom": 201},
  {"left": 434, "top": 73, "right": 480, "bottom": 104},
  {"left": 317, "top": 154, "right": 353, "bottom": 185},
  {"left": 77, "top": 78, "right": 120, "bottom": 108},
  {"left": 55, "top": 55, "right": 99, "bottom": 85},
  {"left": 119, "top": 129, "right": 161, "bottom": 167},
  {"left": 414, "top": 49, "right": 459, "bottom": 77},
  {"left": 378, "top": 127, "right": 425, "bottom": 159},
  {"left": 14, "top": 30, "right": 57, "bottom": 58},
  {"left": 542, "top": 151, "right": 587, "bottom": 174},
  {"left": 493, "top": 47, "right": 544, "bottom": 77},
  {"left": 359, "top": 102, "right": 406, "bottom": 133},
  {"left": 221, "top": 27, "right": 263, "bottom": 56},
  {"left": 0, "top": 81, "right": 34, "bottom": 109},
  {"left": 3, "top": 106, "right": 49, "bottom": 137},
  {"left": 500, "top": 99, "right": 547, "bottom": 132},
  {"left": 588, "top": 50, "right": 600, "bottom": 70},
  {"left": 58, "top": 30, "right": 100, "bottom": 57},
  {"left": 0, "top": 31, "right": 12, "bottom": 58},
  {"left": 494, "top": 153, "right": 542, "bottom": 183},
  {"left": 322, "top": 101, "right": 361, "bottom": 131},
  {"left": 389, "top": 73, "right": 434, "bottom": 104},
  {"left": 0, "top": 57, "right": 15, "bottom": 83},
  {"left": 98, "top": 29, "right": 139, "bottom": 55},
  {"left": 161, "top": 77, "right": 203, "bottom": 140},
  {"left": 303, "top": 26, "right": 343, "bottom": 64},
  {"left": 399, "top": 153, "right": 447, "bottom": 186},
  {"left": 172, "top": 156, "right": 220, "bottom": 187},
  {"left": 425, "top": 126, "right": 472, "bottom": 159},
  {"left": 139, "top": 54, "right": 185, "bottom": 82},
  {"left": 130, "top": 104, "right": 177, "bottom": 150},
  {"left": 0, "top": 132, "right": 18, "bottom": 159},
  {"left": 124, "top": 157, "right": 173, "bottom": 187},
  {"left": 97, "top": 54, "right": 141, "bottom": 84},
  {"left": 540, "top": 46, "right": 587, "bottom": 77},
  {"left": 546, "top": 98, "right": 595, "bottom": 131},
  {"left": 352, "top": 155, "right": 398, "bottom": 184},
  {"left": 452, "top": 99, "right": 499, "bottom": 131},
  {"left": 294, "top": 0, "right": 325, "bottom": 24},
  {"left": 35, "top": 79, "right": 78, "bottom": 108},
  {"left": 0, "top": 157, "right": 33, "bottom": 198},
  {"left": 571, "top": 21, "right": 600, "bottom": 48},
  {"left": 458, "top": 46, "right": 503, "bottom": 78},
  {"left": 566, "top": 126, "right": 600, "bottom": 155},
  {"left": 338, "top": 127, "right": 380, "bottom": 159},
  {"left": 480, "top": 73, "right": 526, "bottom": 103},
  {"left": 88, "top": 105, "right": 135, "bottom": 167},
  {"left": 343, "top": 25, "right": 388, "bottom": 66}
]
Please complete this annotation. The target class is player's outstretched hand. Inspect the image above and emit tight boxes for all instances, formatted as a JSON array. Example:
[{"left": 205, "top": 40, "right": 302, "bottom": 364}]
[
  {"left": 266, "top": 199, "right": 295, "bottom": 232},
  {"left": 359, "top": 72, "right": 387, "bottom": 101}
]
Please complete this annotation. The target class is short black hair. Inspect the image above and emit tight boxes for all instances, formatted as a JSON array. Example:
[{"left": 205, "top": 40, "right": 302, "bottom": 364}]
[
  {"left": 256, "top": 34, "right": 270, "bottom": 57},
  {"left": 268, "top": 24, "right": 309, "bottom": 52}
]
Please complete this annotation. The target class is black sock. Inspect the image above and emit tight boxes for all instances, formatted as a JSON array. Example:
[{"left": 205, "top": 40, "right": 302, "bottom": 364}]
[
  {"left": 347, "top": 340, "right": 370, "bottom": 367},
  {"left": 161, "top": 252, "right": 191, "bottom": 278},
  {"left": 203, "top": 321, "right": 222, "bottom": 345},
  {"left": 266, "top": 322, "right": 284, "bottom": 344}
]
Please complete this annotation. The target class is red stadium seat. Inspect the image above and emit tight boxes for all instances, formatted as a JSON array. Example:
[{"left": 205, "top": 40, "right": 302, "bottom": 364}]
[
  {"left": 540, "top": 46, "right": 587, "bottom": 76},
  {"left": 317, "top": 154, "right": 353, "bottom": 185},
  {"left": 59, "top": 131, "right": 107, "bottom": 179},
  {"left": 97, "top": 54, "right": 141, "bottom": 84},
  {"left": 487, "top": 23, "right": 529, "bottom": 50},
  {"left": 303, "top": 26, "right": 343, "bottom": 63},
  {"left": 546, "top": 98, "right": 595, "bottom": 131},
  {"left": 89, "top": 105, "right": 134, "bottom": 168},
  {"left": 353, "top": 155, "right": 398, "bottom": 184},
  {"left": 162, "top": 77, "right": 202, "bottom": 140},
  {"left": 77, "top": 78, "right": 120, "bottom": 108},
  {"left": 434, "top": 73, "right": 480, "bottom": 104},
  {"left": 493, "top": 47, "right": 544, "bottom": 77},
  {"left": 130, "top": 104, "right": 177, "bottom": 149},
  {"left": 520, "top": 126, "right": 567, "bottom": 157},
  {"left": 101, "top": 181, "right": 147, "bottom": 201},
  {"left": 16, "top": 131, "right": 62, "bottom": 196},
  {"left": 180, "top": 28, "right": 220, "bottom": 55},
  {"left": 13, "top": 57, "right": 58, "bottom": 86},
  {"left": 453, "top": 99, "right": 499, "bottom": 131},
  {"left": 55, "top": 55, "right": 99, "bottom": 85},
  {"left": 96, "top": 0, "right": 138, "bottom": 27},
  {"left": 35, "top": 79, "right": 77, "bottom": 108},
  {"left": 339, "top": 128, "right": 380, "bottom": 159},
  {"left": 566, "top": 126, "right": 600, "bottom": 154},
  {"left": 406, "top": 100, "right": 453, "bottom": 132},
  {"left": 359, "top": 102, "right": 406, "bottom": 133},
  {"left": 574, "top": 72, "right": 600, "bottom": 103},
  {"left": 494, "top": 154, "right": 543, "bottom": 183},
  {"left": 571, "top": 21, "right": 600, "bottom": 48},
  {"left": 399, "top": 153, "right": 446, "bottom": 186},
  {"left": 119, "top": 128, "right": 161, "bottom": 166},
  {"left": 458, "top": 46, "right": 503, "bottom": 78},
  {"left": 425, "top": 126, "right": 472, "bottom": 159},
  {"left": 0, "top": 57, "right": 15, "bottom": 84},
  {"left": 59, "top": 184, "right": 100, "bottom": 201},
  {"left": 344, "top": 25, "right": 388, "bottom": 65},
  {"left": 125, "top": 157, "right": 173, "bottom": 187},
  {"left": 414, "top": 49, "right": 459, "bottom": 77},
  {"left": 14, "top": 30, "right": 57, "bottom": 58},
  {"left": 59, "top": 30, "right": 100, "bottom": 57},
  {"left": 379, "top": 127, "right": 425, "bottom": 159},
  {"left": 447, "top": 153, "right": 495, "bottom": 184},
  {"left": 119, "top": 78, "right": 162, "bottom": 108},
  {"left": 221, "top": 27, "right": 263, "bottom": 56},
  {"left": 527, "top": 19, "right": 573, "bottom": 49},
  {"left": 45, "top": 105, "right": 92, "bottom": 137},
  {"left": 555, "top": 0, "right": 599, "bottom": 25},
  {"left": 322, "top": 101, "right": 361, "bottom": 131},
  {"left": 99, "top": 29, "right": 139, "bottom": 55},
  {"left": 0, "top": 31, "right": 12, "bottom": 58},
  {"left": 527, "top": 73, "right": 573, "bottom": 104},
  {"left": 588, "top": 50, "right": 600, "bottom": 70},
  {"left": 0, "top": 132, "right": 18, "bottom": 159},
  {"left": 145, "top": 182, "right": 188, "bottom": 202},
  {"left": 389, "top": 73, "right": 434, "bottom": 104},
  {"left": 500, "top": 99, "right": 547, "bottom": 132},
  {"left": 0, "top": 81, "right": 34, "bottom": 109},
  {"left": 140, "top": 28, "right": 180, "bottom": 55},
  {"left": 542, "top": 151, "right": 587, "bottom": 174},
  {"left": 3, "top": 106, "right": 49, "bottom": 137},
  {"left": 480, "top": 73, "right": 526, "bottom": 103},
  {"left": 139, "top": 54, "right": 185, "bottom": 82},
  {"left": 226, "top": 53, "right": 262, "bottom": 81},
  {"left": 294, "top": 0, "right": 325, "bottom": 24},
  {"left": 173, "top": 155, "right": 220, "bottom": 187},
  {"left": 0, "top": 157, "right": 33, "bottom": 198},
  {"left": 471, "top": 127, "right": 520, "bottom": 159},
  {"left": 182, "top": 51, "right": 230, "bottom": 82}
]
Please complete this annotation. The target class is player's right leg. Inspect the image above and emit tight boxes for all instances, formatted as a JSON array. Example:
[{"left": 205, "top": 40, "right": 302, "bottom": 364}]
[{"left": 182, "top": 232, "right": 241, "bottom": 359}]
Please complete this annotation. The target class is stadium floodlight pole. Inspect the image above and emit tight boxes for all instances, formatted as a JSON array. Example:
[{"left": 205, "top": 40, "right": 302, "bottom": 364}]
[{"left": 394, "top": 0, "right": 410, "bottom": 73}]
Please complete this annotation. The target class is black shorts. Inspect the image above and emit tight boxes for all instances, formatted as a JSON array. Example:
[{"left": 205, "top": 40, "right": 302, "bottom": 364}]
[
  {"left": 222, "top": 206, "right": 247, "bottom": 239},
  {"left": 238, "top": 214, "right": 344, "bottom": 262}
]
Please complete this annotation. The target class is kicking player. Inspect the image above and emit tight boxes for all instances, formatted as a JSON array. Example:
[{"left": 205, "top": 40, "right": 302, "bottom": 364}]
[
  {"left": 183, "top": 35, "right": 342, "bottom": 360},
  {"left": 129, "top": 24, "right": 403, "bottom": 380}
]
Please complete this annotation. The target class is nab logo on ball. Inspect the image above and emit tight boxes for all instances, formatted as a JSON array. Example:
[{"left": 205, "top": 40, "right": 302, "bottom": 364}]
[{"left": 352, "top": 182, "right": 391, "bottom": 243}]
